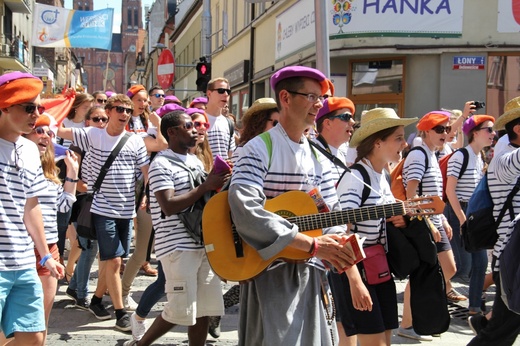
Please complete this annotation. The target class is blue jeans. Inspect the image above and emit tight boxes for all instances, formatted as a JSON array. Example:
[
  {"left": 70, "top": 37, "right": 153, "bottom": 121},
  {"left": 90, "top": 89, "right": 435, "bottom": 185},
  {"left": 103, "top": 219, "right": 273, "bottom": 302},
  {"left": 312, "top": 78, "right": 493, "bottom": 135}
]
[
  {"left": 57, "top": 209, "right": 72, "bottom": 257},
  {"left": 445, "top": 202, "right": 488, "bottom": 311},
  {"left": 92, "top": 213, "right": 131, "bottom": 261},
  {"left": 445, "top": 203, "right": 472, "bottom": 278},
  {"left": 135, "top": 261, "right": 165, "bottom": 319},
  {"left": 68, "top": 235, "right": 98, "bottom": 299}
]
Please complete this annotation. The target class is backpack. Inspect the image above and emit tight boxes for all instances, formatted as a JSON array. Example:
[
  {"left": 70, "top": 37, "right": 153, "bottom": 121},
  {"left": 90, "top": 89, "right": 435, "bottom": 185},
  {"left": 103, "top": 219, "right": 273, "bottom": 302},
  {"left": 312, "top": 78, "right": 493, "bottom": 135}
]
[
  {"left": 461, "top": 174, "right": 520, "bottom": 252},
  {"left": 438, "top": 148, "right": 469, "bottom": 203},
  {"left": 390, "top": 146, "right": 428, "bottom": 201}
]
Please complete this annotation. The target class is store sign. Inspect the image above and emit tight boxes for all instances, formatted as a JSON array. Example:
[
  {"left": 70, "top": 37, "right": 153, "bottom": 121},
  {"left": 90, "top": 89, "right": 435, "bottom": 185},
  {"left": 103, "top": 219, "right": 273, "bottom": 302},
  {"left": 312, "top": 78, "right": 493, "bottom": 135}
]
[
  {"left": 328, "top": 0, "right": 463, "bottom": 38},
  {"left": 224, "top": 60, "right": 250, "bottom": 87},
  {"left": 453, "top": 56, "right": 485, "bottom": 70},
  {"left": 275, "top": 0, "right": 315, "bottom": 61},
  {"left": 497, "top": 0, "right": 520, "bottom": 32}
]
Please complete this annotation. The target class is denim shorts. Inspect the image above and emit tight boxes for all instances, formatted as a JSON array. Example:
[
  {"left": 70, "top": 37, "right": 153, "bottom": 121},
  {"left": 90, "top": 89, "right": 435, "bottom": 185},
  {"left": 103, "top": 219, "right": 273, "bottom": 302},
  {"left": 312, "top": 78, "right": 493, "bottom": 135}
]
[
  {"left": 0, "top": 268, "right": 45, "bottom": 338},
  {"left": 92, "top": 213, "right": 132, "bottom": 261}
]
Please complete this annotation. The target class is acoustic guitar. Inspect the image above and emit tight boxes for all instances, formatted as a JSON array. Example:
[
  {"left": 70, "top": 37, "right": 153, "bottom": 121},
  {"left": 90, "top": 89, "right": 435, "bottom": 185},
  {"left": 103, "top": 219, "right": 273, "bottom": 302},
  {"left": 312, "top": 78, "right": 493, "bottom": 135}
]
[{"left": 202, "top": 190, "right": 444, "bottom": 282}]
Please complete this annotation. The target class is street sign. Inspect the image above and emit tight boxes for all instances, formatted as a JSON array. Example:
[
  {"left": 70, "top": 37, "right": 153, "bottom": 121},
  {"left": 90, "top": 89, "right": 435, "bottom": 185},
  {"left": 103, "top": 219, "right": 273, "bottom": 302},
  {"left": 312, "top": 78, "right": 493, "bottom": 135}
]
[{"left": 157, "top": 49, "right": 174, "bottom": 89}]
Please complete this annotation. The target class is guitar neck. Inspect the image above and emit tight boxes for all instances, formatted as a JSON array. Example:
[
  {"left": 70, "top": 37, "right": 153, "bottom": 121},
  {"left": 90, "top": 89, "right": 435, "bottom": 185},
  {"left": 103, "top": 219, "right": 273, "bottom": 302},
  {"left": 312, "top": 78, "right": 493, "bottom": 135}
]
[{"left": 286, "top": 202, "right": 405, "bottom": 231}]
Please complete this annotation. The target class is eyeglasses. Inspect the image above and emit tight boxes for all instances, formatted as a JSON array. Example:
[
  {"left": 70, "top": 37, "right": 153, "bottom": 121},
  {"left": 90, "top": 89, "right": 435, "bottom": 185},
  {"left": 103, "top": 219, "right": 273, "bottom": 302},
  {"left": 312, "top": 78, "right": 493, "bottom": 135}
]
[
  {"left": 328, "top": 113, "right": 353, "bottom": 122},
  {"left": 432, "top": 125, "right": 452, "bottom": 134},
  {"left": 152, "top": 93, "right": 165, "bottom": 98},
  {"left": 478, "top": 126, "right": 494, "bottom": 134},
  {"left": 286, "top": 90, "right": 324, "bottom": 103},
  {"left": 113, "top": 106, "right": 133, "bottom": 114},
  {"left": 194, "top": 121, "right": 210, "bottom": 130},
  {"left": 34, "top": 126, "right": 55, "bottom": 138},
  {"left": 15, "top": 103, "right": 46, "bottom": 114},
  {"left": 91, "top": 117, "right": 109, "bottom": 123},
  {"left": 96, "top": 98, "right": 107, "bottom": 104},
  {"left": 267, "top": 119, "right": 279, "bottom": 126},
  {"left": 209, "top": 88, "right": 231, "bottom": 95},
  {"left": 13, "top": 143, "right": 23, "bottom": 171}
]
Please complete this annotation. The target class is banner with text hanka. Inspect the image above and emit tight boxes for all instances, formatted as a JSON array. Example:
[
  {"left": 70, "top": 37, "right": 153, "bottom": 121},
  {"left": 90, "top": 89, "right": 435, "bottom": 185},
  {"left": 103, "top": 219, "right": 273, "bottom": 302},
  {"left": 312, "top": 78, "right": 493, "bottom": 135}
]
[{"left": 32, "top": 4, "right": 113, "bottom": 50}]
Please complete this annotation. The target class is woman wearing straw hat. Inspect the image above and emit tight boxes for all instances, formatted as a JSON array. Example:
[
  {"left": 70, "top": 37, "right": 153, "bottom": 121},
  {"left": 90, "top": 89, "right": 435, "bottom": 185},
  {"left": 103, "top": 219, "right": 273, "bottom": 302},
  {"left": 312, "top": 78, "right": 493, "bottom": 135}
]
[{"left": 336, "top": 108, "right": 417, "bottom": 346}]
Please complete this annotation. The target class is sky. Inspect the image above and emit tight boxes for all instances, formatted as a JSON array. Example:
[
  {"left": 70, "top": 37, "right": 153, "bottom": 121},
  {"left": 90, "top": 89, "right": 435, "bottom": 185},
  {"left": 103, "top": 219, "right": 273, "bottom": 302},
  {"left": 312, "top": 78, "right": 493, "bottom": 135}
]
[{"left": 63, "top": 0, "right": 155, "bottom": 33}]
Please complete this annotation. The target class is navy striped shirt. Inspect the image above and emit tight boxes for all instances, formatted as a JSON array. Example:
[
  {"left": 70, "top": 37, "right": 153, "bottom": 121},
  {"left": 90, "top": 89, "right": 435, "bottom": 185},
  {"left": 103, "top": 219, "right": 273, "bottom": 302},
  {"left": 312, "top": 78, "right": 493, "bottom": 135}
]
[
  {"left": 40, "top": 180, "right": 76, "bottom": 244},
  {"left": 207, "top": 113, "right": 236, "bottom": 159},
  {"left": 447, "top": 146, "right": 484, "bottom": 202},
  {"left": 0, "top": 137, "right": 47, "bottom": 271}
]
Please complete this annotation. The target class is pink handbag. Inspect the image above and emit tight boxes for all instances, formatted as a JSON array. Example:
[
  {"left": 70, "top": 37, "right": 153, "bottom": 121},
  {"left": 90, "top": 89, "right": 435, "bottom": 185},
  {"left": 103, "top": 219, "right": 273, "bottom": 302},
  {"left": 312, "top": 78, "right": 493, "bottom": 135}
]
[{"left": 361, "top": 244, "right": 391, "bottom": 285}]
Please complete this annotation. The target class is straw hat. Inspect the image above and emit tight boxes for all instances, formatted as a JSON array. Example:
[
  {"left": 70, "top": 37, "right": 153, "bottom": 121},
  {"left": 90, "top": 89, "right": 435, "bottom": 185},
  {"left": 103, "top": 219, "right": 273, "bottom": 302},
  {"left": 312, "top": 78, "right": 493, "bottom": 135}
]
[
  {"left": 494, "top": 96, "right": 520, "bottom": 131},
  {"left": 242, "top": 98, "right": 278, "bottom": 122},
  {"left": 349, "top": 108, "right": 418, "bottom": 147}
]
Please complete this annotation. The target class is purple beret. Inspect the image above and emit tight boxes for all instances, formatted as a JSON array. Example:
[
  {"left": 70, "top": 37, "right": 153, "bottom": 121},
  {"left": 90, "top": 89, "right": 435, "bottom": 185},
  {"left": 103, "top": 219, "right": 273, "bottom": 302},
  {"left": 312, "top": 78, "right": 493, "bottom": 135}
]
[
  {"left": 190, "top": 97, "right": 208, "bottom": 106},
  {"left": 462, "top": 115, "right": 496, "bottom": 135},
  {"left": 164, "top": 95, "right": 181, "bottom": 105},
  {"left": 270, "top": 66, "right": 329, "bottom": 95},
  {"left": 105, "top": 91, "right": 115, "bottom": 98},
  {"left": 185, "top": 107, "right": 209, "bottom": 122},
  {"left": 156, "top": 103, "right": 185, "bottom": 117}
]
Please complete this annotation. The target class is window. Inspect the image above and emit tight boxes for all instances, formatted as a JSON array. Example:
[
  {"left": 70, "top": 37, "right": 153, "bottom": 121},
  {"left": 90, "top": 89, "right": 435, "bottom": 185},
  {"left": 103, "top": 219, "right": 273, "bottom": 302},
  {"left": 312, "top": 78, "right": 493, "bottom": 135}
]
[{"left": 486, "top": 54, "right": 520, "bottom": 118}]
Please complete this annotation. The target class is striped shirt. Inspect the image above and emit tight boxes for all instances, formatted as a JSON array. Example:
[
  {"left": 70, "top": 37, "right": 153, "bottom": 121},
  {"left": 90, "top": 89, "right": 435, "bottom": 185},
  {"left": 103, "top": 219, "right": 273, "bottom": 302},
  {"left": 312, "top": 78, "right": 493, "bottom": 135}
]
[
  {"left": 40, "top": 180, "right": 76, "bottom": 244},
  {"left": 403, "top": 143, "right": 443, "bottom": 228},
  {"left": 72, "top": 127, "right": 148, "bottom": 219},
  {"left": 311, "top": 138, "right": 347, "bottom": 185},
  {"left": 149, "top": 150, "right": 205, "bottom": 259},
  {"left": 337, "top": 161, "right": 395, "bottom": 246},
  {"left": 487, "top": 144, "right": 520, "bottom": 271},
  {"left": 230, "top": 125, "right": 343, "bottom": 270},
  {"left": 58, "top": 118, "right": 85, "bottom": 148},
  {"left": 0, "top": 137, "right": 47, "bottom": 271},
  {"left": 207, "top": 113, "right": 236, "bottom": 159},
  {"left": 447, "top": 146, "right": 484, "bottom": 202}
]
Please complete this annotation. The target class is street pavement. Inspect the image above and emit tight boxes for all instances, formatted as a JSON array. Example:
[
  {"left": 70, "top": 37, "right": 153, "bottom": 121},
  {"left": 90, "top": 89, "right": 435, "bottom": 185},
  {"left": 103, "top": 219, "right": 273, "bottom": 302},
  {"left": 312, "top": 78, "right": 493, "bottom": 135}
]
[{"left": 47, "top": 254, "right": 520, "bottom": 345}]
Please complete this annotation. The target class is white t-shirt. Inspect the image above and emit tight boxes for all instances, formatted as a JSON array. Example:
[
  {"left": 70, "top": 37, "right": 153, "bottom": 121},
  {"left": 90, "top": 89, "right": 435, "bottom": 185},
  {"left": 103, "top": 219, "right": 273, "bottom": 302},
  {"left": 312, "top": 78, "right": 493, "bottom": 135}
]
[
  {"left": 206, "top": 113, "right": 236, "bottom": 159},
  {"left": 148, "top": 150, "right": 205, "bottom": 259},
  {"left": 447, "top": 145, "right": 484, "bottom": 202},
  {"left": 311, "top": 138, "right": 347, "bottom": 185},
  {"left": 0, "top": 137, "right": 47, "bottom": 271},
  {"left": 40, "top": 179, "right": 76, "bottom": 244},
  {"left": 59, "top": 118, "right": 85, "bottom": 148},
  {"left": 72, "top": 128, "right": 148, "bottom": 219}
]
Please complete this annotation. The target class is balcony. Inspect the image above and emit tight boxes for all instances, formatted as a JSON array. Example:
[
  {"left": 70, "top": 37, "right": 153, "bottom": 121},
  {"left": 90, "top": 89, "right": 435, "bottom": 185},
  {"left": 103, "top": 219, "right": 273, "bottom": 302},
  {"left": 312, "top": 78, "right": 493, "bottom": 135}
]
[
  {"left": 0, "top": 38, "right": 30, "bottom": 72},
  {"left": 4, "top": 0, "right": 31, "bottom": 14}
]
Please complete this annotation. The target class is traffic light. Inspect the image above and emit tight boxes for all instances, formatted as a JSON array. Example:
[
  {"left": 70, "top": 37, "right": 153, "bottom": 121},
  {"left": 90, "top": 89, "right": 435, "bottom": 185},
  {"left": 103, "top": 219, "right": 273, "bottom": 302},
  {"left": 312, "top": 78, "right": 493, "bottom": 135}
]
[{"left": 196, "top": 62, "right": 211, "bottom": 92}]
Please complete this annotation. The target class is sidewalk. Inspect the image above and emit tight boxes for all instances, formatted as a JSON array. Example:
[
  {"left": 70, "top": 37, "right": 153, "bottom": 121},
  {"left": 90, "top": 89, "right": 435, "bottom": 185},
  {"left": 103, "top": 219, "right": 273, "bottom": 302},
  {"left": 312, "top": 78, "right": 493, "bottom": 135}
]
[{"left": 47, "top": 257, "right": 520, "bottom": 345}]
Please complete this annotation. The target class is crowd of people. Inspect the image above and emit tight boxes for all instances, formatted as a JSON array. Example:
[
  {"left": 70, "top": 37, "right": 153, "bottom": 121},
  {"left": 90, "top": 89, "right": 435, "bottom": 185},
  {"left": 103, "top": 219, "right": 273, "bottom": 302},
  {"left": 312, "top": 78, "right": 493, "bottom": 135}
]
[{"left": 0, "top": 66, "right": 519, "bottom": 346}]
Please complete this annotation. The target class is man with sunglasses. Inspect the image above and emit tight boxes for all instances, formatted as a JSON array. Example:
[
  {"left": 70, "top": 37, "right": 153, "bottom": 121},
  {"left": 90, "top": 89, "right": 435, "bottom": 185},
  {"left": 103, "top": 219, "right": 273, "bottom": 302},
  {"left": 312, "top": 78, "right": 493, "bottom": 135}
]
[
  {"left": 148, "top": 86, "right": 165, "bottom": 111},
  {"left": 228, "top": 66, "right": 356, "bottom": 345},
  {"left": 0, "top": 71, "right": 64, "bottom": 345},
  {"left": 57, "top": 94, "right": 149, "bottom": 332},
  {"left": 313, "top": 96, "right": 356, "bottom": 183},
  {"left": 205, "top": 77, "right": 236, "bottom": 159}
]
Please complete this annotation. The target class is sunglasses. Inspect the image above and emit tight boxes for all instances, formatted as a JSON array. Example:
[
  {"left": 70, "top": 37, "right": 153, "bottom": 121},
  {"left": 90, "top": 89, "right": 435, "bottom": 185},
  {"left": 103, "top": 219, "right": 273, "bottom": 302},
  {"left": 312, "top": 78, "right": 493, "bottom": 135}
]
[
  {"left": 91, "top": 116, "right": 109, "bottom": 123},
  {"left": 16, "top": 103, "right": 46, "bottom": 114},
  {"left": 210, "top": 88, "right": 231, "bottom": 95},
  {"left": 432, "top": 125, "right": 452, "bottom": 134},
  {"left": 34, "top": 126, "right": 55, "bottom": 138},
  {"left": 113, "top": 105, "right": 133, "bottom": 114},
  {"left": 328, "top": 113, "right": 353, "bottom": 122},
  {"left": 194, "top": 121, "right": 210, "bottom": 130},
  {"left": 267, "top": 119, "right": 279, "bottom": 126},
  {"left": 96, "top": 98, "right": 107, "bottom": 104},
  {"left": 152, "top": 93, "right": 165, "bottom": 98},
  {"left": 478, "top": 126, "right": 494, "bottom": 133}
]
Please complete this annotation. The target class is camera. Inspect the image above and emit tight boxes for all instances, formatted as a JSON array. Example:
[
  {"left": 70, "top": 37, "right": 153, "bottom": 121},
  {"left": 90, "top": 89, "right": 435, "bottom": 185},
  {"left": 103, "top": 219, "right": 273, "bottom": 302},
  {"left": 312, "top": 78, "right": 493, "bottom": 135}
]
[{"left": 472, "top": 101, "right": 486, "bottom": 110}]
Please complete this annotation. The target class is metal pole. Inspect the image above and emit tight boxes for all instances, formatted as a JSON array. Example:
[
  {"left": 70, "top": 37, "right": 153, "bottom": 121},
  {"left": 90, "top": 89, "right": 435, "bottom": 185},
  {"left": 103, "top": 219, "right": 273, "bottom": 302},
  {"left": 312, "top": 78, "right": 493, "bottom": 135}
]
[
  {"left": 314, "top": 0, "right": 330, "bottom": 78},
  {"left": 248, "top": 3, "right": 255, "bottom": 107},
  {"left": 202, "top": 0, "right": 212, "bottom": 61}
]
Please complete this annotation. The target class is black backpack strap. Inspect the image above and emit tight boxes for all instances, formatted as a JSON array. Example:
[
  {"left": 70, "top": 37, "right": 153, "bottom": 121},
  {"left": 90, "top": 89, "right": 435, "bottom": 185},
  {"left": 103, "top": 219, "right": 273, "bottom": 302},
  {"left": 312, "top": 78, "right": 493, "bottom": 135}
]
[
  {"left": 409, "top": 146, "right": 429, "bottom": 196},
  {"left": 457, "top": 147, "right": 470, "bottom": 180},
  {"left": 497, "top": 176, "right": 520, "bottom": 225},
  {"left": 92, "top": 132, "right": 132, "bottom": 193},
  {"left": 226, "top": 117, "right": 235, "bottom": 148},
  {"left": 350, "top": 163, "right": 371, "bottom": 206},
  {"left": 309, "top": 140, "right": 349, "bottom": 171}
]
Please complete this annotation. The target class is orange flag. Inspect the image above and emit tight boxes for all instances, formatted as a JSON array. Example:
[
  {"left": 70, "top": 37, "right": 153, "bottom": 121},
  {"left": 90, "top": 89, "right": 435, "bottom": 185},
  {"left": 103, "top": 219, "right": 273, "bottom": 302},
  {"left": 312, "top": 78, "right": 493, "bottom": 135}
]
[{"left": 41, "top": 88, "right": 76, "bottom": 124}]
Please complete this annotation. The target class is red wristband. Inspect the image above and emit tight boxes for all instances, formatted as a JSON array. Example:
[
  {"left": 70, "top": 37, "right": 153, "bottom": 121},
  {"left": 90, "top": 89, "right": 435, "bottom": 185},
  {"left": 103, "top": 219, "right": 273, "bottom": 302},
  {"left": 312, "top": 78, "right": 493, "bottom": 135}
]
[{"left": 309, "top": 238, "right": 319, "bottom": 257}]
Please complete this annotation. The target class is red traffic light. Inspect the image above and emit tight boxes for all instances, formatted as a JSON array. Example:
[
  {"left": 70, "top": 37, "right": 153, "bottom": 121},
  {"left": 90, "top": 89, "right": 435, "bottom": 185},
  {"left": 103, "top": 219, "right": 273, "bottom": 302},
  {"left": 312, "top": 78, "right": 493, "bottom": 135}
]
[{"left": 200, "top": 64, "right": 207, "bottom": 75}]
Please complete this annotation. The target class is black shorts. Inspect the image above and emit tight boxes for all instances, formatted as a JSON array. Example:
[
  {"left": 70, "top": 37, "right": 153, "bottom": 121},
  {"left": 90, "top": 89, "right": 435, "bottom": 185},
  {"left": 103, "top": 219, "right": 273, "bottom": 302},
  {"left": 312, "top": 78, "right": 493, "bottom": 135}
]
[
  {"left": 329, "top": 269, "right": 398, "bottom": 336},
  {"left": 436, "top": 225, "right": 452, "bottom": 253}
]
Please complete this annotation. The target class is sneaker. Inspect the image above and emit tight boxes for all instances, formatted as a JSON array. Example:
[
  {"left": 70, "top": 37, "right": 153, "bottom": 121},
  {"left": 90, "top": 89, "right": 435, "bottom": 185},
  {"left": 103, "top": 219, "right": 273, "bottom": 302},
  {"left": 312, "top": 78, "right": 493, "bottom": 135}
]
[
  {"left": 123, "top": 340, "right": 138, "bottom": 346},
  {"left": 130, "top": 312, "right": 146, "bottom": 341},
  {"left": 66, "top": 287, "right": 78, "bottom": 303},
  {"left": 123, "top": 295, "right": 138, "bottom": 311},
  {"left": 116, "top": 313, "right": 132, "bottom": 332},
  {"left": 75, "top": 297, "right": 90, "bottom": 311},
  {"left": 468, "top": 314, "right": 487, "bottom": 335},
  {"left": 89, "top": 302, "right": 111, "bottom": 320},
  {"left": 208, "top": 316, "right": 221, "bottom": 338},
  {"left": 397, "top": 326, "right": 433, "bottom": 341}
]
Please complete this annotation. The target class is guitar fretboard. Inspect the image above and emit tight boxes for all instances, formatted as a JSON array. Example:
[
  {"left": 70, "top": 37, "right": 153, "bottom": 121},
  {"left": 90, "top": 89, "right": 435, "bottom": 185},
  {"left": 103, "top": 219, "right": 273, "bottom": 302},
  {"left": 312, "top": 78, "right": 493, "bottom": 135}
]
[{"left": 286, "top": 202, "right": 405, "bottom": 231}]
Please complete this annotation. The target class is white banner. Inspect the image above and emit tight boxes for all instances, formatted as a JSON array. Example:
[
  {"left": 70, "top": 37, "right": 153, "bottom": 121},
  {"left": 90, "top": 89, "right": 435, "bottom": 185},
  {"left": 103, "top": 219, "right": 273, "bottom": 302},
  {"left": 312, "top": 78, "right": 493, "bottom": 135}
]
[
  {"left": 328, "top": 0, "right": 464, "bottom": 38},
  {"left": 275, "top": 0, "right": 315, "bottom": 61},
  {"left": 498, "top": 0, "right": 520, "bottom": 32}
]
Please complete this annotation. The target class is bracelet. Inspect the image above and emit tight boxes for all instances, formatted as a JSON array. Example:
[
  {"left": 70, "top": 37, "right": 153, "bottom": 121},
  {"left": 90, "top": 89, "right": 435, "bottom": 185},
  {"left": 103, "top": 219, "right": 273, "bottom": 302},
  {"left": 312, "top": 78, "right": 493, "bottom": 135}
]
[
  {"left": 39, "top": 253, "right": 53, "bottom": 267},
  {"left": 309, "top": 238, "right": 319, "bottom": 257},
  {"left": 65, "top": 177, "right": 79, "bottom": 183}
]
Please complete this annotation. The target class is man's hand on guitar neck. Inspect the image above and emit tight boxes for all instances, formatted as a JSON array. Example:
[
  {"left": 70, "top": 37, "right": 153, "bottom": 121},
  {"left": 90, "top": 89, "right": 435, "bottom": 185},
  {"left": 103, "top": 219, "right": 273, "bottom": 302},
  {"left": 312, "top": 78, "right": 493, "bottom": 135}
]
[{"left": 293, "top": 233, "right": 356, "bottom": 272}]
